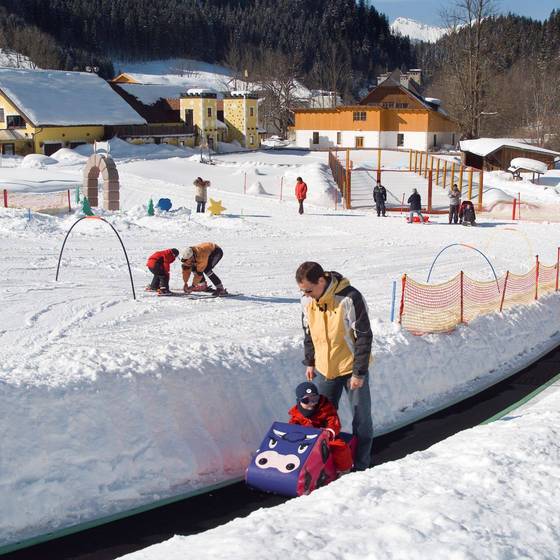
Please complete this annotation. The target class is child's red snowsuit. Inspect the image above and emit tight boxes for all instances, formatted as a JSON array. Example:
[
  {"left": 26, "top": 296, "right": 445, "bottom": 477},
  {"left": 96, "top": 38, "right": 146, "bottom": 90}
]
[
  {"left": 146, "top": 249, "right": 176, "bottom": 274},
  {"left": 288, "top": 395, "right": 353, "bottom": 472}
]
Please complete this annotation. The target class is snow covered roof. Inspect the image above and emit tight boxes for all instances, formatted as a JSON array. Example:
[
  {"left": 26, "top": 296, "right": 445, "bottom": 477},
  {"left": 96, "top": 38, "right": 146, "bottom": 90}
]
[
  {"left": 216, "top": 119, "right": 227, "bottom": 129},
  {"left": 117, "top": 84, "right": 186, "bottom": 105},
  {"left": 460, "top": 138, "right": 560, "bottom": 158},
  {"left": 509, "top": 158, "right": 548, "bottom": 174},
  {"left": 0, "top": 68, "right": 146, "bottom": 126}
]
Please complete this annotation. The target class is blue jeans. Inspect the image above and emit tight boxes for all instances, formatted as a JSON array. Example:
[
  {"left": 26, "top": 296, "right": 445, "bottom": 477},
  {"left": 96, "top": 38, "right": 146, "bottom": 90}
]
[
  {"left": 409, "top": 210, "right": 424, "bottom": 222},
  {"left": 314, "top": 372, "right": 373, "bottom": 470}
]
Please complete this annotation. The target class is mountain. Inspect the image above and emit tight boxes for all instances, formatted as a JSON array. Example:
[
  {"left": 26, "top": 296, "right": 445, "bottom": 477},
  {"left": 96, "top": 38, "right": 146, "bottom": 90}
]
[{"left": 391, "top": 17, "right": 447, "bottom": 44}]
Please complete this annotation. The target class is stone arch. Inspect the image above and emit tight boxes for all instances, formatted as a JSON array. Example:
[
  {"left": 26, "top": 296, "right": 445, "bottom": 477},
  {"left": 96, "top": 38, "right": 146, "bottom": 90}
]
[{"left": 82, "top": 153, "right": 120, "bottom": 210}]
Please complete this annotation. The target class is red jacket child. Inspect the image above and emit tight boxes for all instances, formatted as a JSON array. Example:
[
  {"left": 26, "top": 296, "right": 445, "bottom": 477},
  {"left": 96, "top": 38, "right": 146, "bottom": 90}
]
[
  {"left": 289, "top": 382, "right": 353, "bottom": 473},
  {"left": 146, "top": 249, "right": 177, "bottom": 274},
  {"left": 295, "top": 178, "right": 308, "bottom": 201}
]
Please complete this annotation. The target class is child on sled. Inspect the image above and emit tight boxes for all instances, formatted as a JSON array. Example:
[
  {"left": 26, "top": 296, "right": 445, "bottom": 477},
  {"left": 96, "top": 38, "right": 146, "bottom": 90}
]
[{"left": 288, "top": 382, "right": 353, "bottom": 474}]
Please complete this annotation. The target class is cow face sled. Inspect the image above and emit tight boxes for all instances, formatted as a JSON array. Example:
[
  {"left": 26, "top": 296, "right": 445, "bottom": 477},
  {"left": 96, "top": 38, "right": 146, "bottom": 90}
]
[{"left": 245, "top": 421, "right": 356, "bottom": 497}]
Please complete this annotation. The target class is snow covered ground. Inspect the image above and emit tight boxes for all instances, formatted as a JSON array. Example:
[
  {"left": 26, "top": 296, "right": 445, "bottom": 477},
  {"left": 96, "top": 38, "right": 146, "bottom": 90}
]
[
  {"left": 1, "top": 143, "right": 559, "bottom": 549},
  {"left": 120, "top": 380, "right": 560, "bottom": 560}
]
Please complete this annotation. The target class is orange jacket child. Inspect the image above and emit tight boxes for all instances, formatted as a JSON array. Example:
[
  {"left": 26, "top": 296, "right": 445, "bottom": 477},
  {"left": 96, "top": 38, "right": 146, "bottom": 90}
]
[
  {"left": 295, "top": 179, "right": 308, "bottom": 201},
  {"left": 288, "top": 382, "right": 353, "bottom": 473}
]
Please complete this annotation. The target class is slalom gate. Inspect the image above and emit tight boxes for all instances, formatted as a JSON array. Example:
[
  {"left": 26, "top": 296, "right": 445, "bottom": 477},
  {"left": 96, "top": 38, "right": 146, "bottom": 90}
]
[
  {"left": 3, "top": 188, "right": 72, "bottom": 213},
  {"left": 399, "top": 250, "right": 560, "bottom": 334}
]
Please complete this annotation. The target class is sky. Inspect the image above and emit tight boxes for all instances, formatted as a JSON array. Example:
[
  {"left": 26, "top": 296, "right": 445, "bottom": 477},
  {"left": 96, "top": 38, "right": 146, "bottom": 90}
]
[{"left": 371, "top": 0, "right": 558, "bottom": 26}]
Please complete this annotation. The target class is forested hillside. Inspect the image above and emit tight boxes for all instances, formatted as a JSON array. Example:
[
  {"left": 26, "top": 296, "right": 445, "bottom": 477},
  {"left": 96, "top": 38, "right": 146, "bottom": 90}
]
[
  {"left": 0, "top": 0, "right": 414, "bottom": 96},
  {"left": 420, "top": 10, "right": 560, "bottom": 147}
]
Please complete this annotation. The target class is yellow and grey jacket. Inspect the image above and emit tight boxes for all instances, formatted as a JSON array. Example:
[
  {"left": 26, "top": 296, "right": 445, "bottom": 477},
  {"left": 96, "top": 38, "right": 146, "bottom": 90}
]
[
  {"left": 302, "top": 271, "right": 372, "bottom": 379},
  {"left": 182, "top": 242, "right": 218, "bottom": 285}
]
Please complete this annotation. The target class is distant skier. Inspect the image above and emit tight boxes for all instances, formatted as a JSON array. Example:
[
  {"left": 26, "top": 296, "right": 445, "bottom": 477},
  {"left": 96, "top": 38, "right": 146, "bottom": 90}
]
[
  {"left": 295, "top": 176, "right": 308, "bottom": 215},
  {"left": 289, "top": 381, "right": 353, "bottom": 474},
  {"left": 181, "top": 242, "right": 228, "bottom": 295},
  {"left": 459, "top": 200, "right": 477, "bottom": 226},
  {"left": 146, "top": 248, "right": 179, "bottom": 295},
  {"left": 407, "top": 188, "right": 425, "bottom": 223},
  {"left": 448, "top": 184, "right": 461, "bottom": 224},
  {"left": 373, "top": 182, "right": 387, "bottom": 217},
  {"left": 194, "top": 177, "right": 210, "bottom": 213}
]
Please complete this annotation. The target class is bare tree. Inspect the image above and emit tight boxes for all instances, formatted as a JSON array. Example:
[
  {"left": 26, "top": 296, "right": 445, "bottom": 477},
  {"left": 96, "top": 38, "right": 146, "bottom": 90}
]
[
  {"left": 253, "top": 50, "right": 306, "bottom": 137},
  {"left": 310, "top": 44, "right": 351, "bottom": 107},
  {"left": 441, "top": 0, "right": 496, "bottom": 138}
]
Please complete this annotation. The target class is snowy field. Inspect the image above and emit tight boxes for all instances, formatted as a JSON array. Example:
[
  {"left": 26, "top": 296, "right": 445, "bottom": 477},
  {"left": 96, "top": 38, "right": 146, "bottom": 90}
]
[
  {"left": 1, "top": 143, "right": 560, "bottom": 549},
  {"left": 120, "top": 381, "right": 560, "bottom": 560}
]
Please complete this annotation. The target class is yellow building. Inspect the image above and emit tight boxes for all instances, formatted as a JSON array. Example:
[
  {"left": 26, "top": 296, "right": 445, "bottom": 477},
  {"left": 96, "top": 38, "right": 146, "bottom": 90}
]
[
  {"left": 223, "top": 92, "right": 260, "bottom": 149},
  {"left": 0, "top": 67, "right": 145, "bottom": 156},
  {"left": 179, "top": 90, "right": 219, "bottom": 150},
  {"left": 293, "top": 70, "right": 458, "bottom": 151}
]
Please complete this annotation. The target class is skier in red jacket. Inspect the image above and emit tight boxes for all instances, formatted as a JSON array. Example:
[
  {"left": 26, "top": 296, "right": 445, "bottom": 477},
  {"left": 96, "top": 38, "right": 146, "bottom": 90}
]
[
  {"left": 295, "top": 176, "right": 308, "bottom": 215},
  {"left": 146, "top": 248, "right": 179, "bottom": 295},
  {"left": 289, "top": 381, "right": 353, "bottom": 473}
]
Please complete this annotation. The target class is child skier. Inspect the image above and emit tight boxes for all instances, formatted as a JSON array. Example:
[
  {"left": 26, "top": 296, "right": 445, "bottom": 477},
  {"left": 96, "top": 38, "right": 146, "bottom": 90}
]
[
  {"left": 181, "top": 242, "right": 228, "bottom": 295},
  {"left": 288, "top": 382, "right": 353, "bottom": 474},
  {"left": 459, "top": 200, "right": 477, "bottom": 226},
  {"left": 146, "top": 248, "right": 179, "bottom": 295}
]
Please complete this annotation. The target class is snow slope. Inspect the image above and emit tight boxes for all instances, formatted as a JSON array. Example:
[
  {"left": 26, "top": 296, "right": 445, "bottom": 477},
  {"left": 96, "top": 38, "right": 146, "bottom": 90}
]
[
  {"left": 0, "top": 48, "right": 35, "bottom": 69},
  {"left": 120, "top": 382, "right": 560, "bottom": 560},
  {"left": 1, "top": 144, "right": 560, "bottom": 548},
  {"left": 391, "top": 17, "right": 447, "bottom": 43}
]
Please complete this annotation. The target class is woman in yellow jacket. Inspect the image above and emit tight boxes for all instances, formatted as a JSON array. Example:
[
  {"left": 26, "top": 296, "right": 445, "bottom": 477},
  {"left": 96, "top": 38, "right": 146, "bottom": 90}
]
[
  {"left": 181, "top": 242, "right": 227, "bottom": 295},
  {"left": 296, "top": 261, "right": 373, "bottom": 471}
]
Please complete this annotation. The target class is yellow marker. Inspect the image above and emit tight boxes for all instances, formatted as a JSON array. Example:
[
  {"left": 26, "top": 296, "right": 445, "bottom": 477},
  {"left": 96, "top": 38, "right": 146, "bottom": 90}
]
[{"left": 207, "top": 198, "right": 226, "bottom": 216}]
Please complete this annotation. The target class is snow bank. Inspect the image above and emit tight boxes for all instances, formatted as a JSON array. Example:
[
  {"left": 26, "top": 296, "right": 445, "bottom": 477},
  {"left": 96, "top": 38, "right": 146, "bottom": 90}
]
[
  {"left": 283, "top": 162, "right": 338, "bottom": 207},
  {"left": 247, "top": 181, "right": 268, "bottom": 195},
  {"left": 20, "top": 154, "right": 57, "bottom": 169},
  {"left": 120, "top": 384, "right": 560, "bottom": 560},
  {"left": 73, "top": 137, "right": 194, "bottom": 161}
]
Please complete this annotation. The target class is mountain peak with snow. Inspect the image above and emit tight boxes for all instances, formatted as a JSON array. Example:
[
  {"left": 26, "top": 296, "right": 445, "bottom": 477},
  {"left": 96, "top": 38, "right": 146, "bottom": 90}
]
[{"left": 391, "top": 17, "right": 447, "bottom": 44}]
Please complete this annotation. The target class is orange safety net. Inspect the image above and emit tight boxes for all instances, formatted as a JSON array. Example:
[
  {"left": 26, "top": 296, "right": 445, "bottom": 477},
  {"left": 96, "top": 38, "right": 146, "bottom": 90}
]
[
  {"left": 400, "top": 258, "right": 559, "bottom": 335},
  {"left": 5, "top": 190, "right": 70, "bottom": 212}
]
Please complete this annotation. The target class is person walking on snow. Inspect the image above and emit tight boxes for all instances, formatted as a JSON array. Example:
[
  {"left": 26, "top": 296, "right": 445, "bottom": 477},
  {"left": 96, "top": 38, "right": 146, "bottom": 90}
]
[
  {"left": 448, "top": 184, "right": 461, "bottom": 224},
  {"left": 146, "top": 248, "right": 179, "bottom": 295},
  {"left": 295, "top": 176, "right": 308, "bottom": 215},
  {"left": 373, "top": 182, "right": 387, "bottom": 217},
  {"left": 194, "top": 177, "right": 210, "bottom": 213},
  {"left": 296, "top": 261, "right": 373, "bottom": 471},
  {"left": 289, "top": 381, "right": 353, "bottom": 474},
  {"left": 181, "top": 242, "right": 227, "bottom": 295},
  {"left": 407, "top": 188, "right": 424, "bottom": 223}
]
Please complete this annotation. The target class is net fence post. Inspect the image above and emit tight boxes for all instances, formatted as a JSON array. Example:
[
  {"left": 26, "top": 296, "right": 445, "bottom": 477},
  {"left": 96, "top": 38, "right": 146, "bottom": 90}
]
[
  {"left": 460, "top": 271, "right": 464, "bottom": 324},
  {"left": 398, "top": 274, "right": 406, "bottom": 324},
  {"left": 499, "top": 271, "right": 509, "bottom": 312},
  {"left": 535, "top": 255, "right": 539, "bottom": 300}
]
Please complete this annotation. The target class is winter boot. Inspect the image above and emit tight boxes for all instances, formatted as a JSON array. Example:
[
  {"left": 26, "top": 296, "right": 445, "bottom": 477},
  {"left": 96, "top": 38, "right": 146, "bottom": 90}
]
[
  {"left": 145, "top": 285, "right": 157, "bottom": 292},
  {"left": 214, "top": 285, "right": 229, "bottom": 296},
  {"left": 157, "top": 287, "right": 172, "bottom": 296}
]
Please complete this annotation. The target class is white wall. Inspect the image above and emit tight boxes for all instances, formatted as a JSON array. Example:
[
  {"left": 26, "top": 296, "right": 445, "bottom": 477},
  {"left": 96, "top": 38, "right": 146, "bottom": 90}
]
[
  {"left": 296, "top": 129, "right": 437, "bottom": 151},
  {"left": 429, "top": 131, "right": 457, "bottom": 149}
]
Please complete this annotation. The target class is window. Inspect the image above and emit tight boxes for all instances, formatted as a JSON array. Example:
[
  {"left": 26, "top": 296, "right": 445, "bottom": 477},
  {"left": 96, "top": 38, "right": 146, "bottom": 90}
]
[
  {"left": 337, "top": 132, "right": 342, "bottom": 145},
  {"left": 355, "top": 136, "right": 364, "bottom": 148},
  {"left": 452, "top": 133, "right": 456, "bottom": 146},
  {"left": 249, "top": 134, "right": 254, "bottom": 145},
  {"left": 0, "top": 108, "right": 4, "bottom": 122},
  {"left": 381, "top": 102, "right": 395, "bottom": 109},
  {"left": 6, "top": 115, "right": 25, "bottom": 129},
  {"left": 352, "top": 111, "right": 366, "bottom": 121},
  {"left": 395, "top": 103, "right": 409, "bottom": 109},
  {"left": 184, "top": 109, "right": 193, "bottom": 128},
  {"left": 433, "top": 134, "right": 437, "bottom": 147},
  {"left": 312, "top": 131, "right": 319, "bottom": 144},
  {"left": 207, "top": 107, "right": 212, "bottom": 118},
  {"left": 397, "top": 133, "right": 404, "bottom": 147},
  {"left": 2, "top": 143, "right": 15, "bottom": 155},
  {"left": 250, "top": 107, "right": 254, "bottom": 117}
]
